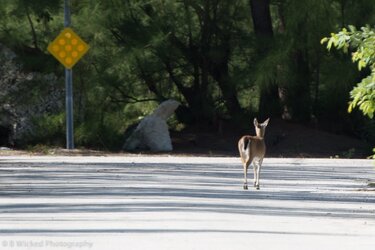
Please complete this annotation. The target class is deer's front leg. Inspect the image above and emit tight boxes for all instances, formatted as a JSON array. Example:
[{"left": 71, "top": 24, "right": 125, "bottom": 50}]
[
  {"left": 254, "top": 159, "right": 263, "bottom": 190},
  {"left": 253, "top": 161, "right": 258, "bottom": 187}
]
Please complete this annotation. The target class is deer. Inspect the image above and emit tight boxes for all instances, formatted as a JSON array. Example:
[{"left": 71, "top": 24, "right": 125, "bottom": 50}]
[{"left": 238, "top": 118, "right": 270, "bottom": 190}]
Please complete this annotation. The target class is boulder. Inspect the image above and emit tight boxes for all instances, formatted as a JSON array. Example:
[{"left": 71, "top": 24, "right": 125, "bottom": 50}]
[{"left": 123, "top": 99, "right": 180, "bottom": 151}]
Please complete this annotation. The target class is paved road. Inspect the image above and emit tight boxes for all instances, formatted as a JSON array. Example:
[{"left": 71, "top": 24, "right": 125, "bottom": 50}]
[{"left": 0, "top": 156, "right": 374, "bottom": 250}]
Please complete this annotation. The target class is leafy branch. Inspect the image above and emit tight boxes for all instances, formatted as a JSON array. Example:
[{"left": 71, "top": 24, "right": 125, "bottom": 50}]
[{"left": 321, "top": 25, "right": 375, "bottom": 118}]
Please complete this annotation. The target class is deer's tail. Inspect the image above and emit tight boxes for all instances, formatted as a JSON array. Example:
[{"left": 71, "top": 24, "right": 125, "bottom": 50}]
[{"left": 243, "top": 137, "right": 251, "bottom": 151}]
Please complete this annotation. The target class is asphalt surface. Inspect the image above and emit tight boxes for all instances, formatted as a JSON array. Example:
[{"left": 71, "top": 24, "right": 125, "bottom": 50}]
[{"left": 0, "top": 156, "right": 374, "bottom": 250}]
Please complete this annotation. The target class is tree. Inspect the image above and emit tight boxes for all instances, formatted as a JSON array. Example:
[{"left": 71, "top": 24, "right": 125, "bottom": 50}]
[
  {"left": 251, "top": 0, "right": 332, "bottom": 121},
  {"left": 249, "top": 0, "right": 280, "bottom": 119},
  {"left": 322, "top": 25, "right": 375, "bottom": 158},
  {"left": 322, "top": 26, "right": 375, "bottom": 119},
  {"left": 103, "top": 0, "right": 251, "bottom": 124},
  {"left": 0, "top": 0, "right": 374, "bottom": 152}
]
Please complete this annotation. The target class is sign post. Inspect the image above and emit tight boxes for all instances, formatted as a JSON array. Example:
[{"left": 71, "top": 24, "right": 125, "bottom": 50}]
[
  {"left": 64, "top": 0, "right": 73, "bottom": 149},
  {"left": 47, "top": 0, "right": 89, "bottom": 149}
]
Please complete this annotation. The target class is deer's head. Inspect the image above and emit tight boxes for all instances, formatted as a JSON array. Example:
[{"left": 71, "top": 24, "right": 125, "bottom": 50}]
[{"left": 254, "top": 118, "right": 270, "bottom": 138}]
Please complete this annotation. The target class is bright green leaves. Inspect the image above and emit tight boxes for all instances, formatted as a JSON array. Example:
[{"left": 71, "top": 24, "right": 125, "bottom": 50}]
[
  {"left": 348, "top": 74, "right": 375, "bottom": 118},
  {"left": 321, "top": 30, "right": 351, "bottom": 52},
  {"left": 322, "top": 26, "right": 375, "bottom": 71},
  {"left": 322, "top": 26, "right": 375, "bottom": 118}
]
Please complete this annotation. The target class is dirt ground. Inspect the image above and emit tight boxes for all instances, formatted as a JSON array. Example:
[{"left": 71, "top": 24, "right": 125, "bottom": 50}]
[
  {"left": 171, "top": 118, "right": 371, "bottom": 158},
  {"left": 0, "top": 119, "right": 371, "bottom": 158}
]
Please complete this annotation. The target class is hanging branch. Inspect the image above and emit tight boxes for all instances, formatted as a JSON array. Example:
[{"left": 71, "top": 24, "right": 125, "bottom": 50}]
[{"left": 25, "top": 6, "right": 39, "bottom": 50}]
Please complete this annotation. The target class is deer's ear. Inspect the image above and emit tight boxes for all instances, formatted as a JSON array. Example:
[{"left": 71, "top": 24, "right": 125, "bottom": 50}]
[
  {"left": 254, "top": 118, "right": 258, "bottom": 127},
  {"left": 262, "top": 118, "right": 270, "bottom": 126}
]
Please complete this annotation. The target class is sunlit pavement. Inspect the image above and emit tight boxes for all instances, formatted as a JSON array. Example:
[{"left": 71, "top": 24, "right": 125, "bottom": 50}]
[{"left": 0, "top": 156, "right": 374, "bottom": 250}]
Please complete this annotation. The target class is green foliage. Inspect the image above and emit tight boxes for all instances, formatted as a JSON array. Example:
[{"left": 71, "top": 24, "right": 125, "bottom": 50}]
[
  {"left": 322, "top": 25, "right": 375, "bottom": 157},
  {"left": 75, "top": 115, "right": 123, "bottom": 151},
  {"left": 322, "top": 26, "right": 375, "bottom": 118},
  {"left": 27, "top": 114, "right": 65, "bottom": 146},
  {"left": 0, "top": 0, "right": 374, "bottom": 153},
  {"left": 349, "top": 74, "right": 375, "bottom": 117}
]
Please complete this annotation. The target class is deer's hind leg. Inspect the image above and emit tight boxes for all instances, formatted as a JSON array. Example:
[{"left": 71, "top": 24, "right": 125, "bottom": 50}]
[
  {"left": 239, "top": 150, "right": 251, "bottom": 190},
  {"left": 239, "top": 138, "right": 249, "bottom": 190},
  {"left": 243, "top": 160, "right": 250, "bottom": 190},
  {"left": 243, "top": 153, "right": 253, "bottom": 190}
]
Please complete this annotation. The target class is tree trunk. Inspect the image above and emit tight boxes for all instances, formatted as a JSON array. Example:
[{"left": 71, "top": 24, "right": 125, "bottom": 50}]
[
  {"left": 164, "top": 59, "right": 212, "bottom": 123},
  {"left": 250, "top": 0, "right": 273, "bottom": 37},
  {"left": 210, "top": 51, "right": 243, "bottom": 118},
  {"left": 250, "top": 0, "right": 279, "bottom": 118},
  {"left": 291, "top": 49, "right": 311, "bottom": 122}
]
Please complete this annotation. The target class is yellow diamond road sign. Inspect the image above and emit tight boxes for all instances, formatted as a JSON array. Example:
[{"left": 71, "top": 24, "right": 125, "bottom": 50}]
[{"left": 48, "top": 27, "right": 89, "bottom": 69}]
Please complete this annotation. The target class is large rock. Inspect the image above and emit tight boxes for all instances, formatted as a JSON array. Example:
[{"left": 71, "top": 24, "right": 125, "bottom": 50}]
[{"left": 123, "top": 100, "right": 180, "bottom": 151}]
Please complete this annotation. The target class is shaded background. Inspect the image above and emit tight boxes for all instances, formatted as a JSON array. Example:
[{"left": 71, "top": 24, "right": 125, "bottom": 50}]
[{"left": 0, "top": 0, "right": 374, "bottom": 157}]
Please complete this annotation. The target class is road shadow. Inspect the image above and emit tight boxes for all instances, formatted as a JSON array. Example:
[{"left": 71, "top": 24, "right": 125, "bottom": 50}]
[{"left": 0, "top": 158, "right": 374, "bottom": 235}]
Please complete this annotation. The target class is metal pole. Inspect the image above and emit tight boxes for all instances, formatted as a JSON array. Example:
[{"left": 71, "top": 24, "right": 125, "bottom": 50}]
[{"left": 64, "top": 0, "right": 74, "bottom": 149}]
